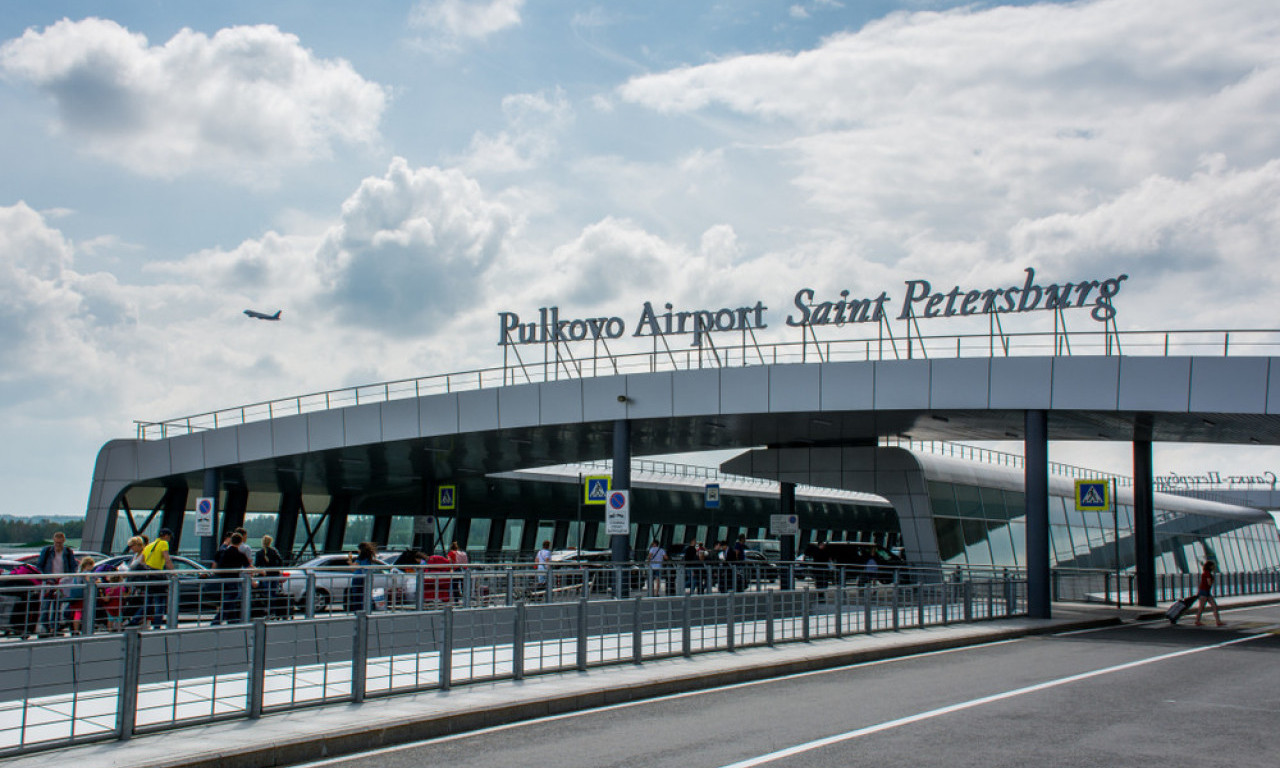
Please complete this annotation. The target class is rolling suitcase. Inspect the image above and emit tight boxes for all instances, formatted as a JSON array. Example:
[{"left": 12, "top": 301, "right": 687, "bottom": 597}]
[{"left": 1166, "top": 594, "right": 1197, "bottom": 624}]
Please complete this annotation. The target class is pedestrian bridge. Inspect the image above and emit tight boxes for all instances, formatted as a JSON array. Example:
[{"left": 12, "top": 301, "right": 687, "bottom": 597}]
[{"left": 84, "top": 329, "right": 1280, "bottom": 615}]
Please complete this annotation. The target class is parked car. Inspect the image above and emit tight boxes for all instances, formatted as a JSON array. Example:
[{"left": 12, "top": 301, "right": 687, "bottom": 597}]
[
  {"left": 278, "top": 554, "right": 407, "bottom": 611},
  {"left": 549, "top": 549, "right": 644, "bottom": 592},
  {"left": 801, "top": 542, "right": 909, "bottom": 584},
  {"left": 91, "top": 554, "right": 292, "bottom": 620},
  {"left": 5, "top": 550, "right": 109, "bottom": 566},
  {"left": 744, "top": 539, "right": 782, "bottom": 561},
  {"left": 0, "top": 561, "right": 44, "bottom": 636}
]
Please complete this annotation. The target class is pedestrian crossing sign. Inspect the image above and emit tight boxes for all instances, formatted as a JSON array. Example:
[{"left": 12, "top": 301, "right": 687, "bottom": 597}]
[
  {"left": 437, "top": 485, "right": 457, "bottom": 511},
  {"left": 1075, "top": 480, "right": 1109, "bottom": 511},
  {"left": 584, "top": 475, "right": 611, "bottom": 505}
]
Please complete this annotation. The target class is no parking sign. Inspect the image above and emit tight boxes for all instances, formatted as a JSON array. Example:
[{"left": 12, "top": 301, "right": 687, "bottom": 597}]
[
  {"left": 605, "top": 490, "right": 630, "bottom": 535},
  {"left": 195, "top": 497, "right": 214, "bottom": 537}
]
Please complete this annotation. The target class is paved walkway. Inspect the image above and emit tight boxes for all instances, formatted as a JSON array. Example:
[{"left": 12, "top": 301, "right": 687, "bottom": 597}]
[{"left": 9, "top": 595, "right": 1277, "bottom": 768}]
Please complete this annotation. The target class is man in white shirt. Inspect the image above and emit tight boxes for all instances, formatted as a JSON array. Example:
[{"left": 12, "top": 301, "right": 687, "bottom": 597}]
[
  {"left": 534, "top": 541, "right": 552, "bottom": 599},
  {"left": 646, "top": 540, "right": 667, "bottom": 596}
]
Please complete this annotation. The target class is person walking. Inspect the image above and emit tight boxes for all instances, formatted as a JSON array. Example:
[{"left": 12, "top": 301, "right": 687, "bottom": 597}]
[
  {"left": 347, "top": 542, "right": 379, "bottom": 612},
  {"left": 66, "top": 557, "right": 96, "bottom": 635},
  {"left": 447, "top": 541, "right": 469, "bottom": 602},
  {"left": 646, "top": 540, "right": 667, "bottom": 596},
  {"left": 212, "top": 532, "right": 251, "bottom": 625},
  {"left": 254, "top": 534, "right": 286, "bottom": 617},
  {"left": 534, "top": 540, "right": 552, "bottom": 599},
  {"left": 681, "top": 539, "right": 699, "bottom": 594},
  {"left": 35, "top": 531, "right": 76, "bottom": 635},
  {"left": 140, "top": 529, "right": 176, "bottom": 629},
  {"left": 1193, "top": 560, "right": 1225, "bottom": 627}
]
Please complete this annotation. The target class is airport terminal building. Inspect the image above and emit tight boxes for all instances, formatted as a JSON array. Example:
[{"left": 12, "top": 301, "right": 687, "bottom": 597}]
[{"left": 80, "top": 277, "right": 1280, "bottom": 615}]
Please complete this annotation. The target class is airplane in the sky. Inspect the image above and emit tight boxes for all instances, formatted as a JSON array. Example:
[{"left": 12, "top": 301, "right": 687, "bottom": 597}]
[{"left": 244, "top": 309, "right": 282, "bottom": 321}]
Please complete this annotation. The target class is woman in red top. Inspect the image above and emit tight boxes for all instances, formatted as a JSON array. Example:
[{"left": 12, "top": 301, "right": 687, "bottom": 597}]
[{"left": 1193, "top": 560, "right": 1224, "bottom": 627}]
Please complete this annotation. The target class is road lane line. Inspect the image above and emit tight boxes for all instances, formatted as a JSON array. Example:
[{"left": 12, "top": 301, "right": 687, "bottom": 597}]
[
  {"left": 289, "top": 639, "right": 1026, "bottom": 767},
  {"left": 718, "top": 632, "right": 1266, "bottom": 768}
]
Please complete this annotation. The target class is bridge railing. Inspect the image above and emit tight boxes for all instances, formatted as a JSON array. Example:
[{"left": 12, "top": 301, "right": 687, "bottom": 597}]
[{"left": 133, "top": 328, "right": 1280, "bottom": 440}]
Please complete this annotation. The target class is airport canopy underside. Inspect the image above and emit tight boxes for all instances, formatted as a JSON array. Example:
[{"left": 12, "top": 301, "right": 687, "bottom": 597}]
[{"left": 85, "top": 356, "right": 1280, "bottom": 566}]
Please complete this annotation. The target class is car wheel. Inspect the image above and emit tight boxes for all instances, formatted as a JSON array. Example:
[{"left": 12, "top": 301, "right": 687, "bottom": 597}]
[{"left": 313, "top": 588, "right": 331, "bottom": 612}]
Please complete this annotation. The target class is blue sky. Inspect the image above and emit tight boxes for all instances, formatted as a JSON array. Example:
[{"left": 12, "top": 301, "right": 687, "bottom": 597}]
[{"left": 3, "top": 0, "right": 1280, "bottom": 517}]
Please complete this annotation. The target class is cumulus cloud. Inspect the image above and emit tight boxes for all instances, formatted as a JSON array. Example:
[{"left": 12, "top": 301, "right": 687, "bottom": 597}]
[
  {"left": 315, "top": 158, "right": 517, "bottom": 329},
  {"left": 0, "top": 203, "right": 137, "bottom": 401},
  {"left": 1, "top": 18, "right": 387, "bottom": 182},
  {"left": 410, "top": 0, "right": 524, "bottom": 49},
  {"left": 612, "top": 0, "right": 1280, "bottom": 331},
  {"left": 458, "top": 89, "right": 574, "bottom": 174}
]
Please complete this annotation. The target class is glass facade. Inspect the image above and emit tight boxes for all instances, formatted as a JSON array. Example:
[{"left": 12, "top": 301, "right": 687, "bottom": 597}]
[{"left": 928, "top": 480, "right": 1280, "bottom": 573}]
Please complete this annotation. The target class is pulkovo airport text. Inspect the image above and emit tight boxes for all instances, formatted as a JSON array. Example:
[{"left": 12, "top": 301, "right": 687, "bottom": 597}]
[{"left": 498, "top": 267, "right": 1128, "bottom": 347}]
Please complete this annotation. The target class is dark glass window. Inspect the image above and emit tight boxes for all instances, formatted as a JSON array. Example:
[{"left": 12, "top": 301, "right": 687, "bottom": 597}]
[
  {"left": 929, "top": 482, "right": 959, "bottom": 518},
  {"left": 935, "top": 517, "right": 966, "bottom": 565}
]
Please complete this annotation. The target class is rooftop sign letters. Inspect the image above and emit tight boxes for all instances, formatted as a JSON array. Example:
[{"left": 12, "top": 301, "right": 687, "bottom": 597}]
[
  {"left": 1155, "top": 471, "right": 1278, "bottom": 490},
  {"left": 498, "top": 267, "right": 1128, "bottom": 347}
]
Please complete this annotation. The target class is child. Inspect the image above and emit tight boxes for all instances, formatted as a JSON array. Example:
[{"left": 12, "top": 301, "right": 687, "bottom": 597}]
[
  {"left": 99, "top": 565, "right": 129, "bottom": 631},
  {"left": 67, "top": 557, "right": 96, "bottom": 634}
]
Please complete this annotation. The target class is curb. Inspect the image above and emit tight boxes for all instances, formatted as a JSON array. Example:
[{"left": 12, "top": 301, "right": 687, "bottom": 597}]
[{"left": 136, "top": 616, "right": 1122, "bottom": 768}]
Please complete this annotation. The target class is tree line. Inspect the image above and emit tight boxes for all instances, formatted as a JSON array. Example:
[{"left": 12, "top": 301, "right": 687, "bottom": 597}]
[{"left": 0, "top": 517, "right": 85, "bottom": 547}]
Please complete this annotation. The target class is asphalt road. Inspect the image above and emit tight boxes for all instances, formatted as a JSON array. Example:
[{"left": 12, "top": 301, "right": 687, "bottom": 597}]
[{"left": 297, "top": 604, "right": 1280, "bottom": 768}]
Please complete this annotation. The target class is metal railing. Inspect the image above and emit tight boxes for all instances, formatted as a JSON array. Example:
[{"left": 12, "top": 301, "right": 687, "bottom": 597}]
[
  {"left": 885, "top": 438, "right": 1136, "bottom": 487},
  {"left": 134, "top": 328, "right": 1280, "bottom": 440},
  {"left": 1049, "top": 567, "right": 1280, "bottom": 605},
  {"left": 0, "top": 565, "right": 1026, "bottom": 756}
]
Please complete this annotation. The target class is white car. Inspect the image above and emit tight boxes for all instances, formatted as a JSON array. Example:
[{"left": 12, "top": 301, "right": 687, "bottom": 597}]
[{"left": 279, "top": 554, "right": 408, "bottom": 611}]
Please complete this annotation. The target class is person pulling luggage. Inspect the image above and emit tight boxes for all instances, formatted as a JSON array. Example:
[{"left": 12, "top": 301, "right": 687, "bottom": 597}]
[{"left": 1192, "top": 560, "right": 1224, "bottom": 627}]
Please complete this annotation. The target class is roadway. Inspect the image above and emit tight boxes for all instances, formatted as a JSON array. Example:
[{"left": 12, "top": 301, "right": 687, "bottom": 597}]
[{"left": 293, "top": 603, "right": 1280, "bottom": 768}]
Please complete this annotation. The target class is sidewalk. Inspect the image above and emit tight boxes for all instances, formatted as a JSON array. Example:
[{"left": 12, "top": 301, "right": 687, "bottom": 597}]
[{"left": 11, "top": 595, "right": 1277, "bottom": 768}]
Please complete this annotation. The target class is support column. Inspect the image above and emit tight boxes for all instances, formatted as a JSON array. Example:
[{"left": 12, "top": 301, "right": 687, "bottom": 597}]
[
  {"left": 371, "top": 515, "right": 392, "bottom": 549},
  {"left": 611, "top": 419, "right": 631, "bottom": 597},
  {"left": 779, "top": 482, "right": 796, "bottom": 590},
  {"left": 199, "top": 469, "right": 219, "bottom": 563},
  {"left": 323, "top": 495, "right": 351, "bottom": 553},
  {"left": 222, "top": 486, "right": 248, "bottom": 535},
  {"left": 275, "top": 491, "right": 301, "bottom": 562},
  {"left": 1025, "top": 410, "right": 1051, "bottom": 619},
  {"left": 160, "top": 485, "right": 188, "bottom": 551},
  {"left": 1133, "top": 440, "right": 1156, "bottom": 607}
]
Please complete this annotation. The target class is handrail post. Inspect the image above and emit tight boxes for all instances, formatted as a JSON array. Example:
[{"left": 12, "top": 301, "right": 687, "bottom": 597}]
[
  {"left": 440, "top": 607, "right": 453, "bottom": 691},
  {"left": 682, "top": 592, "right": 692, "bottom": 657},
  {"left": 249, "top": 619, "right": 267, "bottom": 718},
  {"left": 766, "top": 590, "right": 776, "bottom": 646},
  {"left": 117, "top": 628, "right": 142, "bottom": 741},
  {"left": 241, "top": 571, "right": 254, "bottom": 623},
  {"left": 166, "top": 573, "right": 180, "bottom": 629},
  {"left": 633, "top": 596, "right": 644, "bottom": 663},
  {"left": 726, "top": 592, "right": 736, "bottom": 652},
  {"left": 513, "top": 601, "right": 526, "bottom": 680},
  {"left": 305, "top": 570, "right": 316, "bottom": 618},
  {"left": 352, "top": 611, "right": 368, "bottom": 703},
  {"left": 802, "top": 588, "right": 811, "bottom": 641},
  {"left": 83, "top": 574, "right": 98, "bottom": 637},
  {"left": 577, "top": 598, "right": 589, "bottom": 671}
]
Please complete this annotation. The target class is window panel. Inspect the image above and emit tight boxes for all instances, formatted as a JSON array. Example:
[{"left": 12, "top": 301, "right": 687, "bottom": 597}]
[{"left": 934, "top": 517, "right": 966, "bottom": 565}]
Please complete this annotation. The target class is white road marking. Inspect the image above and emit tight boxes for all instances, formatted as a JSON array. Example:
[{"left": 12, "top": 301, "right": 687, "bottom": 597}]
[
  {"left": 717, "top": 632, "right": 1266, "bottom": 768},
  {"left": 288, "top": 639, "right": 1023, "bottom": 767}
]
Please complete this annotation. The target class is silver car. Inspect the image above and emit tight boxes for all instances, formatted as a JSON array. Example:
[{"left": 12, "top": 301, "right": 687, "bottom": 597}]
[{"left": 279, "top": 554, "right": 407, "bottom": 611}]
